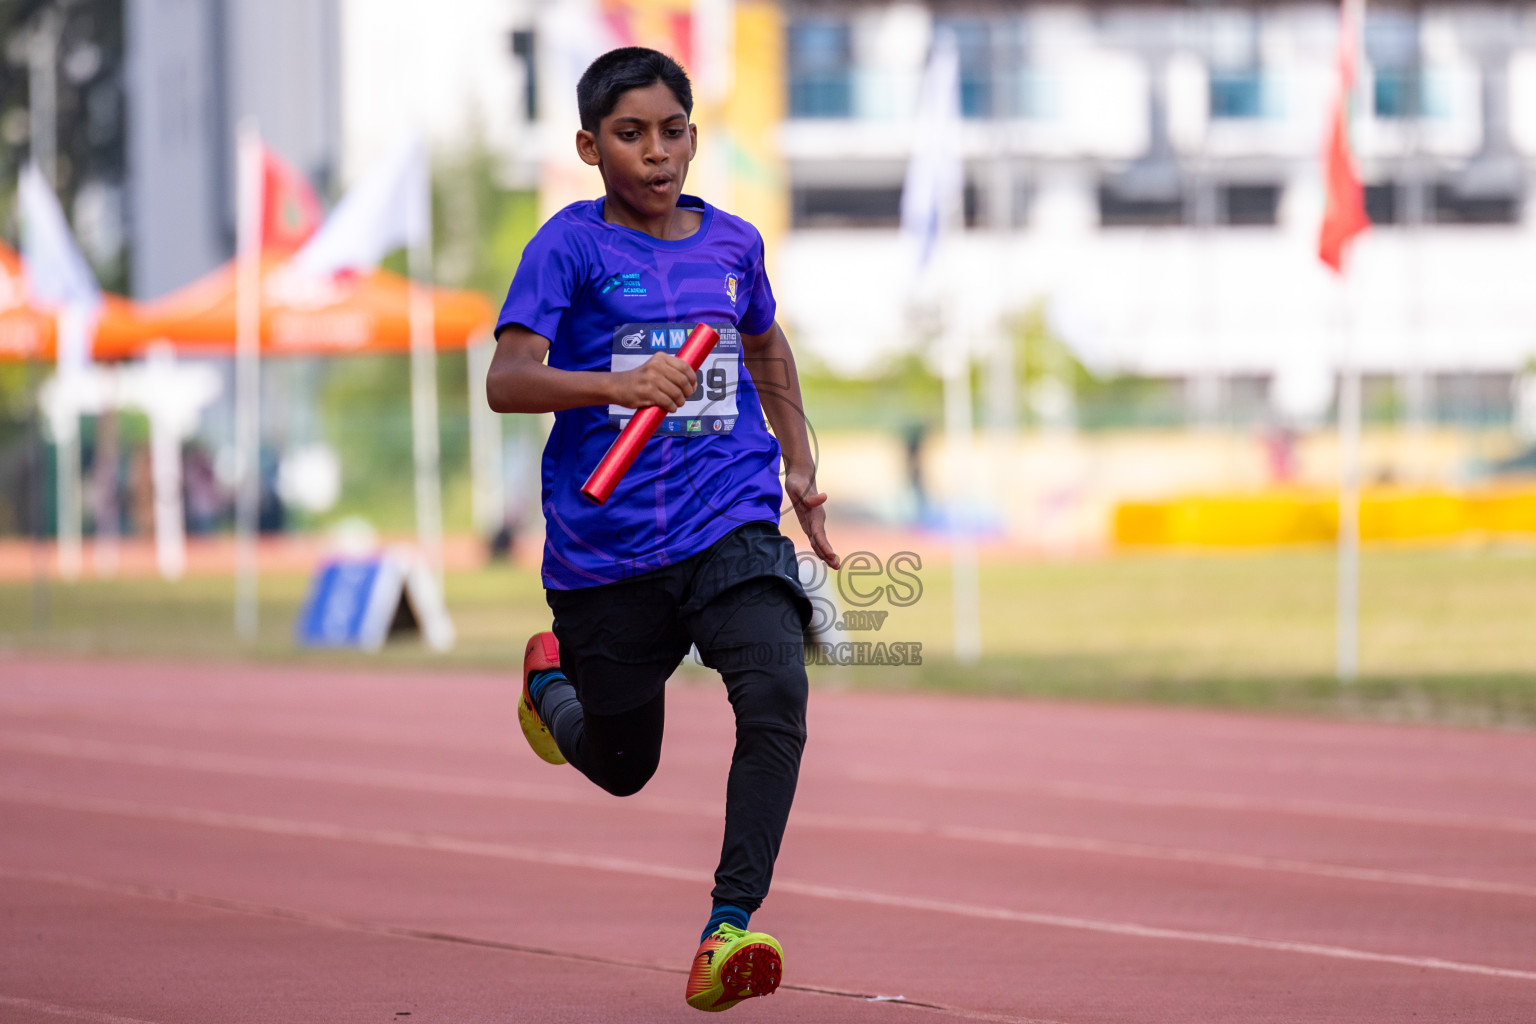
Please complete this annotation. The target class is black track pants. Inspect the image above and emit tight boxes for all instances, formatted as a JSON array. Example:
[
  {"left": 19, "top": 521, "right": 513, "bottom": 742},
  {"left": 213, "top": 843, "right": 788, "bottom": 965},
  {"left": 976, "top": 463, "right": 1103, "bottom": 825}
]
[{"left": 539, "top": 574, "right": 808, "bottom": 913}]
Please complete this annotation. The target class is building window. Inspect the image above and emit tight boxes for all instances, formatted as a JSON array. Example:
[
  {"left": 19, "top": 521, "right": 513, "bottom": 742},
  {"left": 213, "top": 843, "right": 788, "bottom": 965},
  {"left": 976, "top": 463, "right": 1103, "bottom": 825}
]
[
  {"left": 1365, "top": 181, "right": 1511, "bottom": 225},
  {"left": 1373, "top": 70, "right": 1421, "bottom": 119},
  {"left": 1098, "top": 185, "right": 1184, "bottom": 228},
  {"left": 791, "top": 181, "right": 980, "bottom": 229},
  {"left": 949, "top": 19, "right": 995, "bottom": 118},
  {"left": 1366, "top": 11, "right": 1421, "bottom": 119},
  {"left": 1219, "top": 184, "right": 1280, "bottom": 226},
  {"left": 1206, "top": 11, "right": 1271, "bottom": 120},
  {"left": 1364, "top": 183, "right": 1398, "bottom": 224},
  {"left": 510, "top": 30, "right": 537, "bottom": 121},
  {"left": 1210, "top": 71, "right": 1266, "bottom": 118},
  {"left": 1433, "top": 185, "right": 1520, "bottom": 225},
  {"left": 792, "top": 185, "right": 903, "bottom": 228},
  {"left": 788, "top": 18, "right": 852, "bottom": 118},
  {"left": 936, "top": 16, "right": 1033, "bottom": 119}
]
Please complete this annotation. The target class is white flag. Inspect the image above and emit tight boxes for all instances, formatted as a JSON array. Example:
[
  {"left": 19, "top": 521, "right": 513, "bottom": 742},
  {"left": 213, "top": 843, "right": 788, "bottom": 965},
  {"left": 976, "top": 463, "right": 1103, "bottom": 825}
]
[
  {"left": 900, "top": 32, "right": 964, "bottom": 272},
  {"left": 19, "top": 162, "right": 101, "bottom": 373},
  {"left": 290, "top": 136, "right": 428, "bottom": 277},
  {"left": 19, "top": 162, "right": 101, "bottom": 309}
]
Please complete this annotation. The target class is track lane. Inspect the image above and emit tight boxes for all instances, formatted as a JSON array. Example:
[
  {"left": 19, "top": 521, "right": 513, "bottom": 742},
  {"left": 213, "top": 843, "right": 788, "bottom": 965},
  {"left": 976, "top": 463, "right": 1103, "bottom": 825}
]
[
  {"left": 0, "top": 874, "right": 937, "bottom": 1024},
  {"left": 5, "top": 657, "right": 1536, "bottom": 1021},
  {"left": 5, "top": 784, "right": 1536, "bottom": 981},
  {"left": 5, "top": 729, "right": 1536, "bottom": 899},
  {"left": 4, "top": 797, "right": 1534, "bottom": 1023},
  {"left": 5, "top": 687, "right": 1536, "bottom": 885}
]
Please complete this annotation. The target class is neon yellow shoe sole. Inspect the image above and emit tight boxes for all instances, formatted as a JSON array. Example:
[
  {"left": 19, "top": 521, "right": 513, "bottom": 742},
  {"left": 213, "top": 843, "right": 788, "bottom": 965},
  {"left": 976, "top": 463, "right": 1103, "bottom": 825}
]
[
  {"left": 520, "top": 631, "right": 566, "bottom": 765},
  {"left": 685, "top": 923, "right": 783, "bottom": 1012}
]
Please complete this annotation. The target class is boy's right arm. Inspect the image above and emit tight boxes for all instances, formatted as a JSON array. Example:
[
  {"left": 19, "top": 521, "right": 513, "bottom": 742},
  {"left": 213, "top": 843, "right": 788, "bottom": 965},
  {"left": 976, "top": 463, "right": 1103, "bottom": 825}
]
[{"left": 486, "top": 324, "right": 698, "bottom": 415}]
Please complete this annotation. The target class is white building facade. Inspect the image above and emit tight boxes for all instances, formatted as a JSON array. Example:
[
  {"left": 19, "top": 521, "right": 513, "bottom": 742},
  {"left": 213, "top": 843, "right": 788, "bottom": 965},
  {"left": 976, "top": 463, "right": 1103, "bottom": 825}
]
[
  {"left": 343, "top": 0, "right": 1536, "bottom": 428},
  {"left": 771, "top": 1, "right": 1536, "bottom": 427}
]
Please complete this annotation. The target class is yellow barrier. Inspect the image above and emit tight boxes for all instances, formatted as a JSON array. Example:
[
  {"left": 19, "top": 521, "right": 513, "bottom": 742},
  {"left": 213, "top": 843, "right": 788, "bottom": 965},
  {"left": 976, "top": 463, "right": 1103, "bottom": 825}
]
[{"left": 1114, "top": 486, "right": 1536, "bottom": 547}]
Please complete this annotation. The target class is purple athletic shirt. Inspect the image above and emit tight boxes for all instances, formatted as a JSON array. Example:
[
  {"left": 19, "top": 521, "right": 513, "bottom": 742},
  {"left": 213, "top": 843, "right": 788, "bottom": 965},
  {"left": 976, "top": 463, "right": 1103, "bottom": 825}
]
[{"left": 496, "top": 195, "right": 786, "bottom": 590}]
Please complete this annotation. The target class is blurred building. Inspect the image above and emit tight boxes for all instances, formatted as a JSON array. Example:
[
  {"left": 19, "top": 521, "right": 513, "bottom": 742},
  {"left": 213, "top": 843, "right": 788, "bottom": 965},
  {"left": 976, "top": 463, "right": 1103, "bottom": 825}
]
[
  {"left": 483, "top": 1, "right": 1536, "bottom": 428},
  {"left": 107, "top": 0, "right": 1536, "bottom": 426},
  {"left": 127, "top": 0, "right": 341, "bottom": 299},
  {"left": 766, "top": 2, "right": 1536, "bottom": 429},
  {"left": 338, "top": 0, "right": 533, "bottom": 185}
]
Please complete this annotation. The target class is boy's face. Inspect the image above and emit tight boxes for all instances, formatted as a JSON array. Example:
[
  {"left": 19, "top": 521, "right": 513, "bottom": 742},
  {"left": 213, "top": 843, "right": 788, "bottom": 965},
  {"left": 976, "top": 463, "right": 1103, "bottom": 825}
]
[{"left": 577, "top": 81, "right": 696, "bottom": 219}]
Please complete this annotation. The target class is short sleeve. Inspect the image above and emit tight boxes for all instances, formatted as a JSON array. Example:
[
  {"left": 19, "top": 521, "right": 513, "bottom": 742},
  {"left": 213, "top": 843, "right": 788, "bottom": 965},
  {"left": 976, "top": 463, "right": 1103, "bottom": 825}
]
[
  {"left": 496, "top": 221, "right": 584, "bottom": 341},
  {"left": 736, "top": 231, "right": 777, "bottom": 337}
]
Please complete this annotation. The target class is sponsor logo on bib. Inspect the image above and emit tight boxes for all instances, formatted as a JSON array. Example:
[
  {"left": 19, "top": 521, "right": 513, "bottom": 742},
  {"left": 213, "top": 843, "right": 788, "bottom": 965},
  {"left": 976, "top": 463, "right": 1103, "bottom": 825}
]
[{"left": 610, "top": 323, "right": 741, "bottom": 438}]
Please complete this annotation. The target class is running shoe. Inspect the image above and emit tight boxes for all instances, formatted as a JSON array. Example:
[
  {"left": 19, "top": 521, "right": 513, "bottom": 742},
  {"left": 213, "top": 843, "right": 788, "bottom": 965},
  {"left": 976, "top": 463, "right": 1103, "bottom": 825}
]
[
  {"left": 685, "top": 923, "right": 783, "bottom": 1012},
  {"left": 519, "top": 631, "right": 566, "bottom": 765}
]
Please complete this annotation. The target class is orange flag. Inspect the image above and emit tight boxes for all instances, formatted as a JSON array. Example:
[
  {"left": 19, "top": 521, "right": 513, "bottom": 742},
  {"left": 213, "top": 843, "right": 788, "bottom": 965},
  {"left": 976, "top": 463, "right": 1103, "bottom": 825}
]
[
  {"left": 1319, "top": 0, "right": 1370, "bottom": 273},
  {"left": 261, "top": 148, "right": 323, "bottom": 256}
]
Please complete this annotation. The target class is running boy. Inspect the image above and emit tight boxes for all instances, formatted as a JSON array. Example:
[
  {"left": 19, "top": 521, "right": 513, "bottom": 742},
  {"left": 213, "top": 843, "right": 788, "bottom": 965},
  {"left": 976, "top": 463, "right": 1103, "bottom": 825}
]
[{"left": 485, "top": 47, "right": 839, "bottom": 1013}]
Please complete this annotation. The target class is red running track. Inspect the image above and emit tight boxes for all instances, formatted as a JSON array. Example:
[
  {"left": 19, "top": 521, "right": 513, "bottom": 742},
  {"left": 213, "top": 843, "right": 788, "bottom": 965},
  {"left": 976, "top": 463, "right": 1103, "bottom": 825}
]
[{"left": 2, "top": 656, "right": 1534, "bottom": 1022}]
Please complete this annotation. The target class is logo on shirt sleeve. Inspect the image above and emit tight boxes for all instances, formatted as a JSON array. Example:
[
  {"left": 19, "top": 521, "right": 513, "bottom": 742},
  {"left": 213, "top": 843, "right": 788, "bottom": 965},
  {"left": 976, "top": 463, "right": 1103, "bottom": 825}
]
[{"left": 603, "top": 271, "right": 648, "bottom": 297}]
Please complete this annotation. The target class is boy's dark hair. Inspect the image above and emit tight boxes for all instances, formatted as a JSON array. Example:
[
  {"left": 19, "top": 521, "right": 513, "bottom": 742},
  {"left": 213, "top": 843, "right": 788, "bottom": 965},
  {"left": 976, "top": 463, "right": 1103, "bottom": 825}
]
[{"left": 577, "top": 47, "right": 693, "bottom": 132}]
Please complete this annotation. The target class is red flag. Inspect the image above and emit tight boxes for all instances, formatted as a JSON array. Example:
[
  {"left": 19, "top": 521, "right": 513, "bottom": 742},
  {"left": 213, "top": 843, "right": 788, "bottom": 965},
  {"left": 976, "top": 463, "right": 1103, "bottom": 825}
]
[
  {"left": 1319, "top": 1, "right": 1370, "bottom": 273},
  {"left": 261, "top": 148, "right": 322, "bottom": 256}
]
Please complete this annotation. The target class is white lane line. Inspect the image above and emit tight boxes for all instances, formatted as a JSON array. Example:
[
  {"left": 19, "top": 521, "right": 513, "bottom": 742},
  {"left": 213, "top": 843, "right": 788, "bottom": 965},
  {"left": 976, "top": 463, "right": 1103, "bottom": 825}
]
[
  {"left": 0, "top": 700, "right": 478, "bottom": 753},
  {"left": 0, "top": 731, "right": 629, "bottom": 809},
  {"left": 0, "top": 994, "right": 162, "bottom": 1024},
  {"left": 0, "top": 785, "right": 712, "bottom": 885},
  {"left": 1033, "top": 743, "right": 1536, "bottom": 791},
  {"left": 770, "top": 879, "right": 1536, "bottom": 984},
  {"left": 4, "top": 787, "right": 1535, "bottom": 985},
  {"left": 9, "top": 692, "right": 1536, "bottom": 795},
  {"left": 2, "top": 868, "right": 1068, "bottom": 1024},
  {"left": 844, "top": 765, "right": 1536, "bottom": 837},
  {"left": 927, "top": 824, "right": 1536, "bottom": 900},
  {"left": 4, "top": 731, "right": 1534, "bottom": 900},
  {"left": 8, "top": 719, "right": 1533, "bottom": 840},
  {"left": 8, "top": 693, "right": 1535, "bottom": 800}
]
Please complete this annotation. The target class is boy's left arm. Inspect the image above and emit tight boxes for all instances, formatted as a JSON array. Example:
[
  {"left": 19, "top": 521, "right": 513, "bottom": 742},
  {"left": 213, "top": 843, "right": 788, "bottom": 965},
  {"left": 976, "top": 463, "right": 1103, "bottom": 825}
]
[{"left": 741, "top": 321, "right": 840, "bottom": 570}]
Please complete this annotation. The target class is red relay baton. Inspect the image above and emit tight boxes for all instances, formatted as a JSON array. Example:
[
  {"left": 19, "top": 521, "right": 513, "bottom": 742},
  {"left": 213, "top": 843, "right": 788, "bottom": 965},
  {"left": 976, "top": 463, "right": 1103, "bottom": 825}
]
[{"left": 581, "top": 322, "right": 720, "bottom": 504}]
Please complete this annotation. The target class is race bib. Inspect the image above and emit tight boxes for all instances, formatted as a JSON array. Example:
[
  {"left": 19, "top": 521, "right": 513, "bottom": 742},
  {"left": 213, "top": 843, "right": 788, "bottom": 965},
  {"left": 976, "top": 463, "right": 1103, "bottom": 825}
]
[{"left": 608, "top": 323, "right": 741, "bottom": 436}]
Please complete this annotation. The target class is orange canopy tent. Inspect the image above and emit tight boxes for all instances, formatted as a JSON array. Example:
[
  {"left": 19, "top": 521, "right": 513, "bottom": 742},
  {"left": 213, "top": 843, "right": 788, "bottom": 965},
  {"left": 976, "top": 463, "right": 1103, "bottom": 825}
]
[
  {"left": 0, "top": 242, "right": 153, "bottom": 361},
  {"left": 137, "top": 256, "right": 494, "bottom": 355}
]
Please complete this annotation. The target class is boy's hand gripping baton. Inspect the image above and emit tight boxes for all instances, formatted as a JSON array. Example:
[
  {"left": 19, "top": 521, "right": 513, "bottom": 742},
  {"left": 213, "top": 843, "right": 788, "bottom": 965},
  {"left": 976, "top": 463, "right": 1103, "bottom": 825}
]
[{"left": 581, "top": 322, "right": 720, "bottom": 505}]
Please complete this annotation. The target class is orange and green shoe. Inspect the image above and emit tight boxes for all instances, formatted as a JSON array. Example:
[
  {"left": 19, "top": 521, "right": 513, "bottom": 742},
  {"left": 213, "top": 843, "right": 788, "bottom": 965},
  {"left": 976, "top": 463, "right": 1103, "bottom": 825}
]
[
  {"left": 684, "top": 923, "right": 783, "bottom": 1012},
  {"left": 519, "top": 631, "right": 566, "bottom": 765}
]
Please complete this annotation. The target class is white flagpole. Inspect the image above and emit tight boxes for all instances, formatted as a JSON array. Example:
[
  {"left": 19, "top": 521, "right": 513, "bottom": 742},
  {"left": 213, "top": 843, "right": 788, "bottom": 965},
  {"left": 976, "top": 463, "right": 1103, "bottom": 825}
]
[
  {"left": 145, "top": 345, "right": 189, "bottom": 580},
  {"left": 467, "top": 336, "right": 504, "bottom": 541},
  {"left": 234, "top": 121, "right": 264, "bottom": 639},
  {"left": 902, "top": 31, "right": 980, "bottom": 664},
  {"left": 1335, "top": 0, "right": 1366, "bottom": 681},
  {"left": 407, "top": 145, "right": 445, "bottom": 586},
  {"left": 1336, "top": 282, "right": 1360, "bottom": 680},
  {"left": 92, "top": 399, "right": 119, "bottom": 577},
  {"left": 54, "top": 322, "right": 82, "bottom": 582},
  {"left": 943, "top": 305, "right": 981, "bottom": 665}
]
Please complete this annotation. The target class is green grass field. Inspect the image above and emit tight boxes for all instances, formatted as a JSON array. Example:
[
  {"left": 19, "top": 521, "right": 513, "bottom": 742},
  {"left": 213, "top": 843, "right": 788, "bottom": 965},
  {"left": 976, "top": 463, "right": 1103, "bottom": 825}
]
[{"left": 3, "top": 545, "right": 1534, "bottom": 727}]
